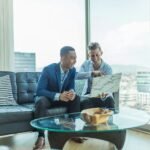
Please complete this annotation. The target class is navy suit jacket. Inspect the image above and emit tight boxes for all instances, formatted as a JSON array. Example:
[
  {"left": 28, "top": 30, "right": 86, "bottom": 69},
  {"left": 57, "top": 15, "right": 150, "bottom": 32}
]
[{"left": 36, "top": 63, "right": 76, "bottom": 101}]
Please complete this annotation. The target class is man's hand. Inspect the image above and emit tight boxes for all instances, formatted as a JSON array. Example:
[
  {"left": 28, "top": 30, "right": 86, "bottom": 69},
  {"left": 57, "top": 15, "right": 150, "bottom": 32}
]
[
  {"left": 92, "top": 71, "right": 103, "bottom": 77},
  {"left": 59, "top": 91, "right": 76, "bottom": 102},
  {"left": 67, "top": 90, "right": 76, "bottom": 101},
  {"left": 59, "top": 91, "right": 70, "bottom": 102}
]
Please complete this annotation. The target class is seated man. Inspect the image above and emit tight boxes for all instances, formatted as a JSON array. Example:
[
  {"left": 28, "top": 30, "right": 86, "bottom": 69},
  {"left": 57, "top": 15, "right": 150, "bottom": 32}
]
[
  {"left": 77, "top": 42, "right": 114, "bottom": 110},
  {"left": 33, "top": 46, "right": 80, "bottom": 150}
]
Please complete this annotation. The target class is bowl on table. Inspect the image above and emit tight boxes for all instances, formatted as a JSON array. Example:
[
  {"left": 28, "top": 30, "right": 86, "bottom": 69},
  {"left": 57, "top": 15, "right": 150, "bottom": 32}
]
[{"left": 81, "top": 107, "right": 113, "bottom": 125}]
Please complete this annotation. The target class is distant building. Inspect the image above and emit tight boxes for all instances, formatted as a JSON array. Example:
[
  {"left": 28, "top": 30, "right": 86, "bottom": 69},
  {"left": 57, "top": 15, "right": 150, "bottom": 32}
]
[
  {"left": 136, "top": 71, "right": 150, "bottom": 92},
  {"left": 15, "top": 52, "right": 36, "bottom": 72},
  {"left": 119, "top": 74, "right": 137, "bottom": 106},
  {"left": 137, "top": 92, "right": 150, "bottom": 105}
]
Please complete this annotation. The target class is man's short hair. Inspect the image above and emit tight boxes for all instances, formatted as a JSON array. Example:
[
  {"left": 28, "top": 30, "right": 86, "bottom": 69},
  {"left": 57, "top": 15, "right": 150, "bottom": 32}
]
[
  {"left": 88, "top": 42, "right": 102, "bottom": 51},
  {"left": 60, "top": 46, "right": 75, "bottom": 56}
]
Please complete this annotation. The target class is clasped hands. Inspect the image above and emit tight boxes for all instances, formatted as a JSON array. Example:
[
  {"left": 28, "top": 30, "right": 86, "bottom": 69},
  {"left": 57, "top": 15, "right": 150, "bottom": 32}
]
[{"left": 59, "top": 90, "right": 76, "bottom": 102}]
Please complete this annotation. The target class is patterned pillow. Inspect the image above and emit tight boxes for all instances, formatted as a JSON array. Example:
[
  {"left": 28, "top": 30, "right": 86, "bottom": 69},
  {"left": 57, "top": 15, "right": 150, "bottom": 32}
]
[{"left": 0, "top": 75, "right": 17, "bottom": 105}]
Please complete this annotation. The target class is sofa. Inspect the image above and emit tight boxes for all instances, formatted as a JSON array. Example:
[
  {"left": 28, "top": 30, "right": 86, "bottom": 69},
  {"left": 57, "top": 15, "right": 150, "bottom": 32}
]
[{"left": 0, "top": 71, "right": 119, "bottom": 136}]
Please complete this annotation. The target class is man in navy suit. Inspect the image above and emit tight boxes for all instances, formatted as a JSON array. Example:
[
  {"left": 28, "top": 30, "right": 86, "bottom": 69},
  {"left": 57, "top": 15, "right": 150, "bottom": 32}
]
[{"left": 33, "top": 46, "right": 80, "bottom": 150}]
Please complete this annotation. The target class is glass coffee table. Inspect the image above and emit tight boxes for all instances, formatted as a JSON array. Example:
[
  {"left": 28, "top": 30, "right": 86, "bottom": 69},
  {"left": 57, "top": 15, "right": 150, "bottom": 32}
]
[{"left": 31, "top": 107, "right": 149, "bottom": 150}]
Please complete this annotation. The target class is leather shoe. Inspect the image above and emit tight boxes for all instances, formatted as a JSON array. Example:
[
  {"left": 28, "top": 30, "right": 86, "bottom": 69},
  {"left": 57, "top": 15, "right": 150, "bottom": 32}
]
[{"left": 33, "top": 137, "right": 45, "bottom": 150}]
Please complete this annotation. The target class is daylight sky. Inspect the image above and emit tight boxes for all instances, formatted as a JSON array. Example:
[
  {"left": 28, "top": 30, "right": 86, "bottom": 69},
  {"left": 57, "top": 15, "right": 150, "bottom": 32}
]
[
  {"left": 13, "top": 0, "right": 150, "bottom": 69},
  {"left": 91, "top": 0, "right": 150, "bottom": 68}
]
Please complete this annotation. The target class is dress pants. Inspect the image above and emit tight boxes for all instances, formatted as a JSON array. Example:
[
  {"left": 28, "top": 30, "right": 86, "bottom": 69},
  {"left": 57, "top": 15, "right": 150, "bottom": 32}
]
[
  {"left": 81, "top": 96, "right": 115, "bottom": 111},
  {"left": 34, "top": 95, "right": 80, "bottom": 137}
]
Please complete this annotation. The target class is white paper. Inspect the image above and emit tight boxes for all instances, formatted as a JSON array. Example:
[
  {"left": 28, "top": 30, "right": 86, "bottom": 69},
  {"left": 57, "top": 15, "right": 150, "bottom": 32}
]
[{"left": 90, "top": 73, "right": 122, "bottom": 97}]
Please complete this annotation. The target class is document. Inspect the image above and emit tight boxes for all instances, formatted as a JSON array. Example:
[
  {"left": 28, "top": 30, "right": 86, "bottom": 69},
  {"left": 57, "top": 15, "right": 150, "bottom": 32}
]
[{"left": 90, "top": 73, "right": 122, "bottom": 97}]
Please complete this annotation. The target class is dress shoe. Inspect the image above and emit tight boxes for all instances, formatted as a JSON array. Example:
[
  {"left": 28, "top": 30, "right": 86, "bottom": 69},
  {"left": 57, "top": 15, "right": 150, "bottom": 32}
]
[{"left": 33, "top": 137, "right": 45, "bottom": 150}]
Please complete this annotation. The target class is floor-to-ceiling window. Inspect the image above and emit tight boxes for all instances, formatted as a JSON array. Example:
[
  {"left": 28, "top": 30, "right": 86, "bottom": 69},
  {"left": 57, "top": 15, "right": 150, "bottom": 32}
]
[
  {"left": 91, "top": 0, "right": 150, "bottom": 129},
  {"left": 13, "top": 0, "right": 85, "bottom": 72}
]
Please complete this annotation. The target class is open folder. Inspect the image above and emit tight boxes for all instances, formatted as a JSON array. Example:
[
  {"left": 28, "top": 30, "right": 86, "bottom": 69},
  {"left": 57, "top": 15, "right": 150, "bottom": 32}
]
[{"left": 82, "top": 73, "right": 122, "bottom": 98}]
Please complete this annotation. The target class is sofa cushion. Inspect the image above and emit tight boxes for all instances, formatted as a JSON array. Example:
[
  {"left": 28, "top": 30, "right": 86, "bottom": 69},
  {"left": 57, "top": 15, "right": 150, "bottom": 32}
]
[
  {"left": 16, "top": 72, "right": 41, "bottom": 104},
  {"left": 0, "top": 105, "right": 33, "bottom": 124},
  {"left": 22, "top": 103, "right": 67, "bottom": 116},
  {"left": 0, "top": 75, "right": 17, "bottom": 106},
  {"left": 21, "top": 103, "right": 35, "bottom": 111}
]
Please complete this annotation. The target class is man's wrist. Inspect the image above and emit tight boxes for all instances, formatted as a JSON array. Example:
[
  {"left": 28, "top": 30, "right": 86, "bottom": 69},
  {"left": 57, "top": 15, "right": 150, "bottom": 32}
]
[{"left": 54, "top": 93, "right": 60, "bottom": 101}]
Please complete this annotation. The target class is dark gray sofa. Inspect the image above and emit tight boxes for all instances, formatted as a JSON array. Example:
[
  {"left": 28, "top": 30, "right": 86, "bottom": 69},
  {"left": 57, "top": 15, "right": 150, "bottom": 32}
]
[{"left": 0, "top": 71, "right": 119, "bottom": 136}]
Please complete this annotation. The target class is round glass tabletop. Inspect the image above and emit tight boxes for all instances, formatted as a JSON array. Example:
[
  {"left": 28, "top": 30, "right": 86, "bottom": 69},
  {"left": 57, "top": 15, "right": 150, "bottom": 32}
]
[{"left": 30, "top": 107, "right": 150, "bottom": 133}]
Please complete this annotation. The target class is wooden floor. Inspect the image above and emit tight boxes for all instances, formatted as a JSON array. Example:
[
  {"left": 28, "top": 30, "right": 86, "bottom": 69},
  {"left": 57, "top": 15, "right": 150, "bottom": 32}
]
[{"left": 0, "top": 130, "right": 150, "bottom": 150}]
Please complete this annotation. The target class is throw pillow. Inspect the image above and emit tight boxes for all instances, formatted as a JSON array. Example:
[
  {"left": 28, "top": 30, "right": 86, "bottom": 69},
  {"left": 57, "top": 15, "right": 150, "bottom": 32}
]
[{"left": 0, "top": 75, "right": 17, "bottom": 105}]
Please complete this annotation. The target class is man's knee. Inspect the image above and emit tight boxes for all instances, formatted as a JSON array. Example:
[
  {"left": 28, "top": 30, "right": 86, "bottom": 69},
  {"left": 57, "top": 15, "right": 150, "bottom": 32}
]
[
  {"left": 105, "top": 96, "right": 115, "bottom": 108},
  {"left": 35, "top": 96, "right": 51, "bottom": 109},
  {"left": 74, "top": 95, "right": 80, "bottom": 103},
  {"left": 68, "top": 95, "right": 80, "bottom": 113},
  {"left": 73, "top": 95, "right": 81, "bottom": 107},
  {"left": 108, "top": 96, "right": 114, "bottom": 104}
]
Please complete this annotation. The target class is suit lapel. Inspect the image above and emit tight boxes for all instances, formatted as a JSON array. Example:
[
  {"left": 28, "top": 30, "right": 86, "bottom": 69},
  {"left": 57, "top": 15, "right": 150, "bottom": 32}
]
[{"left": 55, "top": 63, "right": 61, "bottom": 92}]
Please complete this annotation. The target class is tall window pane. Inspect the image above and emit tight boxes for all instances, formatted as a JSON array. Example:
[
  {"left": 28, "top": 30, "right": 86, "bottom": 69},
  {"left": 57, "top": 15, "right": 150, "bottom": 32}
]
[
  {"left": 91, "top": 0, "right": 150, "bottom": 118},
  {"left": 13, "top": 0, "right": 85, "bottom": 71}
]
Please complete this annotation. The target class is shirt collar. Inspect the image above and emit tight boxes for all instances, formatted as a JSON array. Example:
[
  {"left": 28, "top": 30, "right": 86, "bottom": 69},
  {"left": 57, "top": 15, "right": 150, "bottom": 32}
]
[
  {"left": 90, "top": 59, "right": 105, "bottom": 70},
  {"left": 60, "top": 64, "right": 69, "bottom": 74},
  {"left": 100, "top": 59, "right": 104, "bottom": 69}
]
